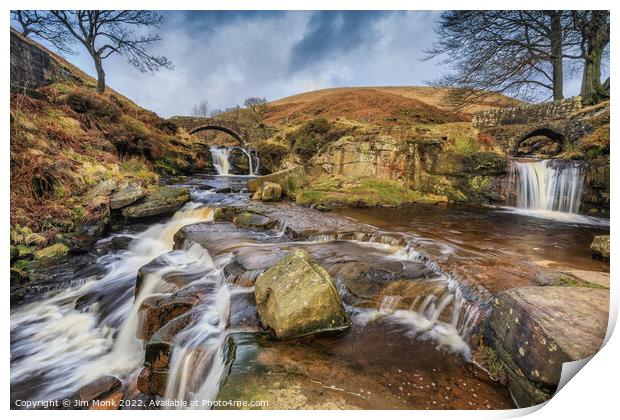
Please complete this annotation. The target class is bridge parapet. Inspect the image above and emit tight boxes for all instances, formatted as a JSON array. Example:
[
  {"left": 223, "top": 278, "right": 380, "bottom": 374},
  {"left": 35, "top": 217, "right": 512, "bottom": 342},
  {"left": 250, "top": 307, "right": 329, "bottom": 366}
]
[
  {"left": 168, "top": 116, "right": 248, "bottom": 145},
  {"left": 472, "top": 97, "right": 582, "bottom": 129}
]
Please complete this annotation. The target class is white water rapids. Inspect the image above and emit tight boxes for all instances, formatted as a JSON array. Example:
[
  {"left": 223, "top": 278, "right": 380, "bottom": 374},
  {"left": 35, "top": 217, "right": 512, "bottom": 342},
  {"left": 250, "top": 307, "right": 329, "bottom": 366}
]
[
  {"left": 11, "top": 186, "right": 487, "bottom": 407},
  {"left": 10, "top": 204, "right": 214, "bottom": 401}
]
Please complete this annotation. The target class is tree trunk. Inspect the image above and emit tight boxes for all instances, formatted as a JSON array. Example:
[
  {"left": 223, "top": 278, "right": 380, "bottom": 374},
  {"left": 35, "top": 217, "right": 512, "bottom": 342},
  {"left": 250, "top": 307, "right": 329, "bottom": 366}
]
[
  {"left": 580, "top": 47, "right": 605, "bottom": 105},
  {"left": 550, "top": 12, "right": 564, "bottom": 100},
  {"left": 94, "top": 55, "right": 106, "bottom": 94}
]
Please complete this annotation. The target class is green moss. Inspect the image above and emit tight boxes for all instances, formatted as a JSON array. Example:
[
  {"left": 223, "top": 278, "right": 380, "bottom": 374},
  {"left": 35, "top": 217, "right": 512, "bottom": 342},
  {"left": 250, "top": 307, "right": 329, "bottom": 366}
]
[
  {"left": 252, "top": 140, "right": 290, "bottom": 172},
  {"left": 296, "top": 176, "right": 447, "bottom": 208},
  {"left": 454, "top": 136, "right": 480, "bottom": 156},
  {"left": 551, "top": 274, "right": 608, "bottom": 289},
  {"left": 34, "top": 243, "right": 69, "bottom": 260},
  {"left": 288, "top": 118, "right": 347, "bottom": 159}
]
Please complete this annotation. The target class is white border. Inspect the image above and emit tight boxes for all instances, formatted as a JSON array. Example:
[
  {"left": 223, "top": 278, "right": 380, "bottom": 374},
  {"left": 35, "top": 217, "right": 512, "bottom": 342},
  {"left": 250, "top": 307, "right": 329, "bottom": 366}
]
[{"left": 3, "top": 1, "right": 617, "bottom": 419}]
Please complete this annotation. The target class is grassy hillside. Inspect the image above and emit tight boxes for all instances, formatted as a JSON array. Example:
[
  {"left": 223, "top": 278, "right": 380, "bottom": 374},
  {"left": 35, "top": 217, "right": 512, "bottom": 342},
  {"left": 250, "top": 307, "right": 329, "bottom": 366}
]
[
  {"left": 269, "top": 86, "right": 522, "bottom": 117},
  {"left": 10, "top": 30, "right": 207, "bottom": 259}
]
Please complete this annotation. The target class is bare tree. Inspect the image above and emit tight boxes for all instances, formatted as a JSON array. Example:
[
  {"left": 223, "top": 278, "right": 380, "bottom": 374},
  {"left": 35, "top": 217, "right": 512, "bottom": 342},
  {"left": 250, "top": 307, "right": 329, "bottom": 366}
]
[
  {"left": 191, "top": 100, "right": 210, "bottom": 118},
  {"left": 11, "top": 10, "right": 76, "bottom": 55},
  {"left": 243, "top": 97, "right": 268, "bottom": 122},
  {"left": 45, "top": 11, "right": 173, "bottom": 94},
  {"left": 426, "top": 11, "right": 575, "bottom": 106}
]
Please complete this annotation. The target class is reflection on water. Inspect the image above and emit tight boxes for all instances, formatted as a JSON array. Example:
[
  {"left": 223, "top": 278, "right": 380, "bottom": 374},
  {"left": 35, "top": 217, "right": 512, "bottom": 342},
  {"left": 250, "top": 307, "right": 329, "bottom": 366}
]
[{"left": 335, "top": 203, "right": 609, "bottom": 293}]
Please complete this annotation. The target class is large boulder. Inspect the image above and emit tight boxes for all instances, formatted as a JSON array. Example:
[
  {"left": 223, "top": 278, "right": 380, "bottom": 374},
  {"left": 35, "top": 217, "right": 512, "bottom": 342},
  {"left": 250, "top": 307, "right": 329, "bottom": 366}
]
[
  {"left": 232, "top": 211, "right": 276, "bottom": 229},
  {"left": 109, "top": 183, "right": 144, "bottom": 210},
  {"left": 247, "top": 166, "right": 305, "bottom": 195},
  {"left": 590, "top": 235, "right": 610, "bottom": 260},
  {"left": 259, "top": 182, "right": 282, "bottom": 202},
  {"left": 486, "top": 286, "right": 609, "bottom": 407},
  {"left": 254, "top": 250, "right": 351, "bottom": 339},
  {"left": 122, "top": 186, "right": 189, "bottom": 219}
]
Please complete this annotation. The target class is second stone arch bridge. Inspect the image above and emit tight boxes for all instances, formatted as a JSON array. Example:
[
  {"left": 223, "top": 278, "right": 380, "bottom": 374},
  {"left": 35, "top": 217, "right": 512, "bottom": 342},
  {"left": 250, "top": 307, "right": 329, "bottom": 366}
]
[{"left": 472, "top": 96, "right": 604, "bottom": 156}]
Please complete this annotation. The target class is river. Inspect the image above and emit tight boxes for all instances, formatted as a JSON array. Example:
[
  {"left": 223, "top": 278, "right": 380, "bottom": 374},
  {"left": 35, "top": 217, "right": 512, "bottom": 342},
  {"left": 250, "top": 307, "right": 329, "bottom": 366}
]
[{"left": 10, "top": 173, "right": 609, "bottom": 409}]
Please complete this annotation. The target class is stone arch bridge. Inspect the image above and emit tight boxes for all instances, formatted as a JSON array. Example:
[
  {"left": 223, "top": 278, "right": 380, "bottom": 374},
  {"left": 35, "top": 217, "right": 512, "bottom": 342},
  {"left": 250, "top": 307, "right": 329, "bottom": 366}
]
[
  {"left": 168, "top": 116, "right": 249, "bottom": 146},
  {"left": 472, "top": 96, "right": 604, "bottom": 156}
]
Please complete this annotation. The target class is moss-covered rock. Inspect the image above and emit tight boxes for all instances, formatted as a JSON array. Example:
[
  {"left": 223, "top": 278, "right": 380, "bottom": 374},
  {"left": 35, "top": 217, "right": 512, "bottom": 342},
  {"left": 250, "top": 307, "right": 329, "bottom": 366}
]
[
  {"left": 260, "top": 182, "right": 282, "bottom": 202},
  {"left": 296, "top": 176, "right": 447, "bottom": 208},
  {"left": 122, "top": 186, "right": 189, "bottom": 219},
  {"left": 233, "top": 211, "right": 276, "bottom": 229},
  {"left": 33, "top": 243, "right": 69, "bottom": 260},
  {"left": 247, "top": 166, "right": 305, "bottom": 195},
  {"left": 254, "top": 250, "right": 351, "bottom": 339},
  {"left": 590, "top": 235, "right": 610, "bottom": 260},
  {"left": 109, "top": 183, "right": 144, "bottom": 209}
]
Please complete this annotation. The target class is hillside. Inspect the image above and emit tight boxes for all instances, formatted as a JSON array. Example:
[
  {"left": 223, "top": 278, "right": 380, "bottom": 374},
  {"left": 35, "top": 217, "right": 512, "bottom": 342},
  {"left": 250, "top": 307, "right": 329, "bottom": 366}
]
[
  {"left": 10, "top": 29, "right": 208, "bottom": 266},
  {"left": 268, "top": 86, "right": 522, "bottom": 121}
]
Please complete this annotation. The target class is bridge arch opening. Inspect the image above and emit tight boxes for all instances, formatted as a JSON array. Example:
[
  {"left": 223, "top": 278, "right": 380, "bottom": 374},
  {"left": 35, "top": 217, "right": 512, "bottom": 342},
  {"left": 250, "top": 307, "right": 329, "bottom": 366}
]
[
  {"left": 515, "top": 128, "right": 565, "bottom": 157},
  {"left": 188, "top": 124, "right": 246, "bottom": 146}
]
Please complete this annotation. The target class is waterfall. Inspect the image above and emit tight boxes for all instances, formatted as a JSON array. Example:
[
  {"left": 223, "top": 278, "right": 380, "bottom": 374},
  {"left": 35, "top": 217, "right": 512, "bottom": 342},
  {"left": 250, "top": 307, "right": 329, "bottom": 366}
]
[
  {"left": 209, "top": 146, "right": 230, "bottom": 175},
  {"left": 209, "top": 146, "right": 258, "bottom": 176},
  {"left": 10, "top": 204, "right": 214, "bottom": 401},
  {"left": 509, "top": 159, "right": 584, "bottom": 213}
]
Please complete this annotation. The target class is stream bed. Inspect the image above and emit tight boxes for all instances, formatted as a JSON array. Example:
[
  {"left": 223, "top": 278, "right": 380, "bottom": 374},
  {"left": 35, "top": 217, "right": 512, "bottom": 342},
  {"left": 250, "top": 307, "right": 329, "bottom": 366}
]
[{"left": 10, "top": 174, "right": 609, "bottom": 409}]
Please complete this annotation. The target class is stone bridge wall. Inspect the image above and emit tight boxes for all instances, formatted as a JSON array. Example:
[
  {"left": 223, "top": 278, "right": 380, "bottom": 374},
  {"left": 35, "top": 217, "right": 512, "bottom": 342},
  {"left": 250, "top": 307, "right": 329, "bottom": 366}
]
[
  {"left": 472, "top": 97, "right": 583, "bottom": 129},
  {"left": 472, "top": 97, "right": 592, "bottom": 154},
  {"left": 168, "top": 116, "right": 248, "bottom": 144}
]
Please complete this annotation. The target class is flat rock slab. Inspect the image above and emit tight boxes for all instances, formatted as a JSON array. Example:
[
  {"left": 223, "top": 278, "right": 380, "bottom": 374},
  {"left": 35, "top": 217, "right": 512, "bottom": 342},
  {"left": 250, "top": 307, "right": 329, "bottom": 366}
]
[
  {"left": 562, "top": 269, "right": 609, "bottom": 288},
  {"left": 487, "top": 286, "right": 609, "bottom": 406},
  {"left": 110, "top": 183, "right": 144, "bottom": 209},
  {"left": 122, "top": 186, "right": 189, "bottom": 219}
]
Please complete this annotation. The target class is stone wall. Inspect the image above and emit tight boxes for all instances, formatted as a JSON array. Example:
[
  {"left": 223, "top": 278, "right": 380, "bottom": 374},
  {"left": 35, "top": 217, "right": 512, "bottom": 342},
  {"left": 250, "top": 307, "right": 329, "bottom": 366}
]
[
  {"left": 472, "top": 97, "right": 583, "bottom": 129},
  {"left": 10, "top": 29, "right": 64, "bottom": 90}
]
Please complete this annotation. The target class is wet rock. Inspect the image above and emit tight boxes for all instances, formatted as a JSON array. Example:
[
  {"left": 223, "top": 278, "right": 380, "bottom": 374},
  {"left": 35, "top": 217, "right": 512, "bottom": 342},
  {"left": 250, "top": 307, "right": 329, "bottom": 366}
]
[
  {"left": 486, "top": 286, "right": 609, "bottom": 407},
  {"left": 254, "top": 249, "right": 351, "bottom": 339},
  {"left": 135, "top": 251, "right": 211, "bottom": 297},
  {"left": 138, "top": 290, "right": 202, "bottom": 341},
  {"left": 110, "top": 183, "right": 144, "bottom": 209},
  {"left": 590, "top": 235, "right": 610, "bottom": 260},
  {"left": 137, "top": 367, "right": 168, "bottom": 398},
  {"left": 138, "top": 313, "right": 200, "bottom": 397},
  {"left": 213, "top": 206, "right": 244, "bottom": 222},
  {"left": 65, "top": 223, "right": 105, "bottom": 253},
  {"left": 233, "top": 211, "right": 276, "bottom": 229},
  {"left": 122, "top": 186, "right": 189, "bottom": 219},
  {"left": 260, "top": 182, "right": 282, "bottom": 202},
  {"left": 247, "top": 165, "right": 305, "bottom": 195},
  {"left": 77, "top": 375, "right": 122, "bottom": 402},
  {"left": 33, "top": 243, "right": 69, "bottom": 260}
]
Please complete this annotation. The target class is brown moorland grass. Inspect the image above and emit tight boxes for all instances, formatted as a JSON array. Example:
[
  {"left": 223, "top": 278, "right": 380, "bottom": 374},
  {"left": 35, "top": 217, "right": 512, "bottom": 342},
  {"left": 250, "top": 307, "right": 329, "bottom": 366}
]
[{"left": 264, "top": 88, "right": 475, "bottom": 127}]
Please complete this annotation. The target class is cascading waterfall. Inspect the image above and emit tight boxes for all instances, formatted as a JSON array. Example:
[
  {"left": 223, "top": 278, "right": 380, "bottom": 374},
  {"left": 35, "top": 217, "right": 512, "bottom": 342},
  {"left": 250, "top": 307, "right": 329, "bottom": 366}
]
[
  {"left": 10, "top": 204, "right": 214, "bottom": 401},
  {"left": 209, "top": 147, "right": 231, "bottom": 175},
  {"left": 209, "top": 146, "right": 258, "bottom": 176},
  {"left": 509, "top": 159, "right": 585, "bottom": 213}
]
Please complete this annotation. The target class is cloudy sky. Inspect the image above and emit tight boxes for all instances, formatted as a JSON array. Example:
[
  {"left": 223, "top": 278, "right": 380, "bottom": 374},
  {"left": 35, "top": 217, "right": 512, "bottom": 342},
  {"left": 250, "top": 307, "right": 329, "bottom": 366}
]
[{"left": 18, "top": 11, "right": 604, "bottom": 117}]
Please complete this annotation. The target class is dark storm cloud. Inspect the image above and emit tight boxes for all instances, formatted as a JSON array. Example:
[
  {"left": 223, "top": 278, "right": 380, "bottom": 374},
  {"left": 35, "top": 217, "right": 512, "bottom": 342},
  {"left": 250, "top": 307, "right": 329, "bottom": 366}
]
[
  {"left": 289, "top": 11, "right": 396, "bottom": 71},
  {"left": 165, "top": 10, "right": 286, "bottom": 33},
  {"left": 16, "top": 10, "right": 595, "bottom": 117}
]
